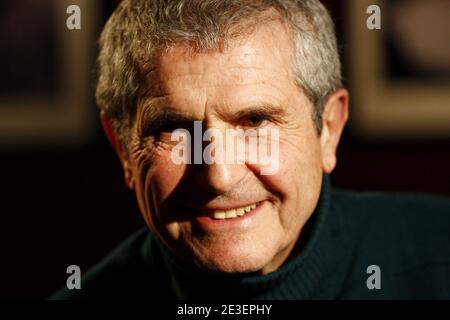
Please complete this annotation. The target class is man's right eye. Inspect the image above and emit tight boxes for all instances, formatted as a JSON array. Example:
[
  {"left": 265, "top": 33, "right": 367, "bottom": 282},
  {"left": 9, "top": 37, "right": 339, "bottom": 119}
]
[
  {"left": 142, "top": 120, "right": 194, "bottom": 138},
  {"left": 154, "top": 123, "right": 181, "bottom": 134}
]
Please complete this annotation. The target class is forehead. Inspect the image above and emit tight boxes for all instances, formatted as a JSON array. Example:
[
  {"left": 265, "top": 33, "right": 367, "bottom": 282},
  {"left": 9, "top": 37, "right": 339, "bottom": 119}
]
[{"left": 143, "top": 20, "right": 298, "bottom": 114}]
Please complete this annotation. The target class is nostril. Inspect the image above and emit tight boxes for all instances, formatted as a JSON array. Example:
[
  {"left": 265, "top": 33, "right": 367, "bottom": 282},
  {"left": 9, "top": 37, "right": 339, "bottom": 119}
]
[{"left": 194, "top": 163, "right": 246, "bottom": 195}]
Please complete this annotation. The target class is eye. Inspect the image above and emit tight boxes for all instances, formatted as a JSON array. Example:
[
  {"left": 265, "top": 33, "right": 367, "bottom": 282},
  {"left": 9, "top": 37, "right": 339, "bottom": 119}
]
[
  {"left": 142, "top": 120, "right": 194, "bottom": 138},
  {"left": 155, "top": 123, "right": 182, "bottom": 134},
  {"left": 240, "top": 115, "right": 268, "bottom": 127}
]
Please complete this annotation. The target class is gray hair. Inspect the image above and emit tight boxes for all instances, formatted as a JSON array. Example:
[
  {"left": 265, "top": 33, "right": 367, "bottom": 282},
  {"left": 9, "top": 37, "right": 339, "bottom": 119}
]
[{"left": 96, "top": 0, "right": 342, "bottom": 146}]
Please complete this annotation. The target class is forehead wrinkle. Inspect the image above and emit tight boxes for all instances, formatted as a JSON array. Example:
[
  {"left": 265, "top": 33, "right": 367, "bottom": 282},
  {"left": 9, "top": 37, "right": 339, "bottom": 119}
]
[
  {"left": 156, "top": 44, "right": 292, "bottom": 78},
  {"left": 155, "top": 73, "right": 295, "bottom": 104},
  {"left": 162, "top": 81, "right": 290, "bottom": 97},
  {"left": 139, "top": 79, "right": 297, "bottom": 123},
  {"left": 158, "top": 65, "right": 291, "bottom": 81}
]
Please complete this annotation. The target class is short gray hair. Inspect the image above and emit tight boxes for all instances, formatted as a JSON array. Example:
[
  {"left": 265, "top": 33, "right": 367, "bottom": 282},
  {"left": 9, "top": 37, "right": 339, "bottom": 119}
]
[{"left": 96, "top": 0, "right": 342, "bottom": 145}]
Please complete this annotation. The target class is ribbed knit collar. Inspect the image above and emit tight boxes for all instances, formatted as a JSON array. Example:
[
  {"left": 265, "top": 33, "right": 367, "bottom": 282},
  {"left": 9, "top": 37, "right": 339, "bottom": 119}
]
[{"left": 146, "top": 175, "right": 350, "bottom": 299}]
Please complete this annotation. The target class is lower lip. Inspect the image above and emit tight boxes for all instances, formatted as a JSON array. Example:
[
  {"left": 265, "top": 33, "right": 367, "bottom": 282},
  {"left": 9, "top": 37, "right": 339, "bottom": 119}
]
[{"left": 193, "top": 201, "right": 266, "bottom": 231}]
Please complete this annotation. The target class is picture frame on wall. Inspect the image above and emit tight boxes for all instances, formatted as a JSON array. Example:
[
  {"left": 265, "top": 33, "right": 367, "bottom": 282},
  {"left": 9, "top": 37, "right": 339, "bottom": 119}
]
[
  {"left": 0, "top": 0, "right": 98, "bottom": 147},
  {"left": 346, "top": 0, "right": 450, "bottom": 139}
]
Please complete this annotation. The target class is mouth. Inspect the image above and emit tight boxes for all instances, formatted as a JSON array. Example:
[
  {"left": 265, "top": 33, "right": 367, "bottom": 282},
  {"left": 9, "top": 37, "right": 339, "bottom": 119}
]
[
  {"left": 188, "top": 201, "right": 266, "bottom": 232},
  {"left": 205, "top": 202, "right": 260, "bottom": 220}
]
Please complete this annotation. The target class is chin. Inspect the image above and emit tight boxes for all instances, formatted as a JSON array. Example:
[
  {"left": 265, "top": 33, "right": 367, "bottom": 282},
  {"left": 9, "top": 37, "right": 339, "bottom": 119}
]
[{"left": 191, "top": 244, "right": 277, "bottom": 275}]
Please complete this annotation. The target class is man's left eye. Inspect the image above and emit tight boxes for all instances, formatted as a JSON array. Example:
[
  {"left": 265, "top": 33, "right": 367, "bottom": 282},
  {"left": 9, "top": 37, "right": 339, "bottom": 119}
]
[{"left": 240, "top": 115, "right": 268, "bottom": 127}]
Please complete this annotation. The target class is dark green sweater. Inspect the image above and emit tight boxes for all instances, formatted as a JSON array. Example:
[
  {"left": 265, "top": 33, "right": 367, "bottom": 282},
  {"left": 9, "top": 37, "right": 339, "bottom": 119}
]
[{"left": 51, "top": 176, "right": 450, "bottom": 299}]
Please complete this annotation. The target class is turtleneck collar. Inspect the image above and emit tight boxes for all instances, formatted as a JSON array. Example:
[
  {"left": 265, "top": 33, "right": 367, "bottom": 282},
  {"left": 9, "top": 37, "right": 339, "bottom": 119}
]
[{"left": 143, "top": 174, "right": 350, "bottom": 299}]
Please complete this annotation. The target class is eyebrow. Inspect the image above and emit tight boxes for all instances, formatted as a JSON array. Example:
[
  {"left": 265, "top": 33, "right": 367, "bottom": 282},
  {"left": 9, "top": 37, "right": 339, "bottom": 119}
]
[{"left": 139, "top": 107, "right": 199, "bottom": 136}]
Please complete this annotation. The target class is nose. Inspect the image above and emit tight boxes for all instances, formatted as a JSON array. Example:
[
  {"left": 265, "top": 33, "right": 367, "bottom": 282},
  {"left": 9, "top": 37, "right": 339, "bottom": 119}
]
[
  {"left": 195, "top": 162, "right": 247, "bottom": 195},
  {"left": 193, "top": 119, "right": 249, "bottom": 194}
]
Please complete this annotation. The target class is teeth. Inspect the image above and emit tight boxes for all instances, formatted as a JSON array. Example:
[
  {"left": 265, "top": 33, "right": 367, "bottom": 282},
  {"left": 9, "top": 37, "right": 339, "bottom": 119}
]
[
  {"left": 212, "top": 210, "right": 225, "bottom": 219},
  {"left": 236, "top": 208, "right": 245, "bottom": 217},
  {"left": 210, "top": 203, "right": 259, "bottom": 220},
  {"left": 225, "top": 209, "right": 237, "bottom": 218}
]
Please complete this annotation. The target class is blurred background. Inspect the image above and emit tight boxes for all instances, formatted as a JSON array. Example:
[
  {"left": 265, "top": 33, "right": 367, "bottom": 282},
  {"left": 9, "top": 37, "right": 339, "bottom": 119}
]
[{"left": 0, "top": 0, "right": 449, "bottom": 299}]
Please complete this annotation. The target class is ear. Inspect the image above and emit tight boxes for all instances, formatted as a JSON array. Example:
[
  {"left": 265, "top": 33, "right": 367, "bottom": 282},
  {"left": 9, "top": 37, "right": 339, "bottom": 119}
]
[
  {"left": 100, "top": 112, "right": 135, "bottom": 190},
  {"left": 319, "top": 89, "right": 349, "bottom": 174}
]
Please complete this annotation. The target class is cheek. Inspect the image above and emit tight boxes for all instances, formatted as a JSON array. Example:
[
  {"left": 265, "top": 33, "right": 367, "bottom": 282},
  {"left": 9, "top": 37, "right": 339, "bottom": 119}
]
[
  {"left": 259, "top": 133, "right": 322, "bottom": 188},
  {"left": 134, "top": 147, "right": 187, "bottom": 238},
  {"left": 258, "top": 133, "right": 323, "bottom": 227},
  {"left": 282, "top": 137, "right": 322, "bottom": 212},
  {"left": 145, "top": 150, "right": 186, "bottom": 202}
]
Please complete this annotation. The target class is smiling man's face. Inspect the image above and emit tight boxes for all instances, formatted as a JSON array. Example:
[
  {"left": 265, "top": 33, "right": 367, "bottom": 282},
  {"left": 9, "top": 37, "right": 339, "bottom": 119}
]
[{"left": 106, "top": 20, "right": 348, "bottom": 275}]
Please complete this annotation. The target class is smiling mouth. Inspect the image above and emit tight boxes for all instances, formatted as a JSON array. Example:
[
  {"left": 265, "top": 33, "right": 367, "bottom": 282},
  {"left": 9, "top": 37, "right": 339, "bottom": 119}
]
[{"left": 205, "top": 202, "right": 261, "bottom": 220}]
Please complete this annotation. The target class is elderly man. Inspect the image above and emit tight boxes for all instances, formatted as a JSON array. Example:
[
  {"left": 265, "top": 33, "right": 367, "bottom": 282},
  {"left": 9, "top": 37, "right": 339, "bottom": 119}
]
[{"left": 53, "top": 0, "right": 450, "bottom": 299}]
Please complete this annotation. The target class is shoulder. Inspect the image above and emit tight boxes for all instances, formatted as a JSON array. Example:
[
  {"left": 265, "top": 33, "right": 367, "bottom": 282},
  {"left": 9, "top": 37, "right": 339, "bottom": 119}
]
[
  {"left": 331, "top": 188, "right": 450, "bottom": 243},
  {"left": 331, "top": 189, "right": 450, "bottom": 298},
  {"left": 332, "top": 187, "right": 450, "bottom": 215},
  {"left": 49, "top": 228, "right": 171, "bottom": 300}
]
